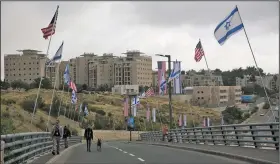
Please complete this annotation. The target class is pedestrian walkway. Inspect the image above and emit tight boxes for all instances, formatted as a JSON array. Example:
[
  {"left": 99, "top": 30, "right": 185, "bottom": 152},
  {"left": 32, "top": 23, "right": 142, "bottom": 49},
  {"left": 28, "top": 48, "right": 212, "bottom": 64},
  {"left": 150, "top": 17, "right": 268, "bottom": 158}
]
[{"left": 135, "top": 141, "right": 278, "bottom": 164}]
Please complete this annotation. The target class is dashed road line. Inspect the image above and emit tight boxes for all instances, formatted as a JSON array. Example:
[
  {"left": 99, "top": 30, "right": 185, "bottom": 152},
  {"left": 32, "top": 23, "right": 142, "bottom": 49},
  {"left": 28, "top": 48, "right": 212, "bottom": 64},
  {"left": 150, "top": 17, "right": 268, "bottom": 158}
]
[
  {"left": 123, "top": 151, "right": 127, "bottom": 153},
  {"left": 138, "top": 158, "right": 145, "bottom": 162},
  {"left": 109, "top": 145, "right": 145, "bottom": 162},
  {"left": 119, "top": 149, "right": 123, "bottom": 151},
  {"left": 129, "top": 153, "right": 135, "bottom": 156}
]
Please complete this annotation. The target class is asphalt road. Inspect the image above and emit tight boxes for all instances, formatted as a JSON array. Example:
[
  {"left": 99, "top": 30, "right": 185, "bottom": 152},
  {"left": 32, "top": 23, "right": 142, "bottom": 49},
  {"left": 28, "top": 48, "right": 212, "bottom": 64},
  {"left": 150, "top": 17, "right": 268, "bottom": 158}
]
[{"left": 52, "top": 142, "right": 251, "bottom": 164}]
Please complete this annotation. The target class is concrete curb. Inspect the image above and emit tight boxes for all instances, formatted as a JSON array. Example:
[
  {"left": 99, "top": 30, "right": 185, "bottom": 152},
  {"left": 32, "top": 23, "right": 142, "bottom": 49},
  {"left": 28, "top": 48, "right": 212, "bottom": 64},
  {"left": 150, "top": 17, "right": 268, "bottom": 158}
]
[
  {"left": 45, "top": 143, "right": 83, "bottom": 164},
  {"left": 133, "top": 142, "right": 277, "bottom": 164}
]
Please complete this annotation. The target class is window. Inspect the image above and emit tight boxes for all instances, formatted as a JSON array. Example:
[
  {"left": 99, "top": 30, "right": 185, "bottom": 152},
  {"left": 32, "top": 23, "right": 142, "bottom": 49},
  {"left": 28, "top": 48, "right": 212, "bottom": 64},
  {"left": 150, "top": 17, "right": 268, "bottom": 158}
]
[
  {"left": 198, "top": 97, "right": 200, "bottom": 99},
  {"left": 201, "top": 97, "right": 204, "bottom": 99},
  {"left": 29, "top": 68, "right": 31, "bottom": 70},
  {"left": 197, "top": 91, "right": 200, "bottom": 93},
  {"left": 201, "top": 91, "right": 204, "bottom": 93}
]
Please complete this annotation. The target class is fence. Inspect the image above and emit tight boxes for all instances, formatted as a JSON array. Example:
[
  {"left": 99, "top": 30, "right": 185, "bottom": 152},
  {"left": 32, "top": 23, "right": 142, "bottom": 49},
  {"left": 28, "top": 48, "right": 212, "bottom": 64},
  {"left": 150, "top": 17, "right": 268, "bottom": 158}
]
[
  {"left": 140, "top": 122, "right": 279, "bottom": 150},
  {"left": 1, "top": 132, "right": 82, "bottom": 164}
]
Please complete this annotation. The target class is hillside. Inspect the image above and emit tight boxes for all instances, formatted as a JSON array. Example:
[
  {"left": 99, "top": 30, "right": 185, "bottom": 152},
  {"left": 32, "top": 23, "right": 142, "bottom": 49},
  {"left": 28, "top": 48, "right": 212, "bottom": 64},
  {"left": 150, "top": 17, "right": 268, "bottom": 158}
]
[{"left": 1, "top": 89, "right": 221, "bottom": 135}]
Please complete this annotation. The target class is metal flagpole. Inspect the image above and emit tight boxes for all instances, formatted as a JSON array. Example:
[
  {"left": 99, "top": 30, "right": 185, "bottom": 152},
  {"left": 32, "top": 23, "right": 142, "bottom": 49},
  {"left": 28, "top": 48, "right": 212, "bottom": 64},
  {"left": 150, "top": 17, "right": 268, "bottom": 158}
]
[
  {"left": 46, "top": 59, "right": 61, "bottom": 131},
  {"left": 31, "top": 6, "right": 59, "bottom": 125},
  {"left": 200, "top": 39, "right": 222, "bottom": 124},
  {"left": 64, "top": 87, "right": 70, "bottom": 117},
  {"left": 236, "top": 6, "right": 276, "bottom": 122},
  {"left": 57, "top": 81, "right": 65, "bottom": 117}
]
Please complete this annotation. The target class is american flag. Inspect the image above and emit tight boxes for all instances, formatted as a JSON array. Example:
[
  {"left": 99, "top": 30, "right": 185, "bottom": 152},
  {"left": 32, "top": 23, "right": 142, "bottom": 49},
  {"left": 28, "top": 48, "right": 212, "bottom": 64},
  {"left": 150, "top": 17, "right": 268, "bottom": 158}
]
[
  {"left": 123, "top": 97, "right": 128, "bottom": 117},
  {"left": 145, "top": 87, "right": 155, "bottom": 97},
  {"left": 194, "top": 40, "right": 205, "bottom": 62},
  {"left": 70, "top": 81, "right": 77, "bottom": 92},
  {"left": 41, "top": 6, "right": 59, "bottom": 39}
]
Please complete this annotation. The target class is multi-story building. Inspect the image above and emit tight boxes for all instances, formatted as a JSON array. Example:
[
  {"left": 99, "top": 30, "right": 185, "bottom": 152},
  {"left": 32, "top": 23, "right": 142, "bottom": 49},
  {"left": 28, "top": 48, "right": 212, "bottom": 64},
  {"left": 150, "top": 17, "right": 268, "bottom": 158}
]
[
  {"left": 4, "top": 49, "right": 47, "bottom": 84},
  {"left": 183, "top": 74, "right": 223, "bottom": 87},
  {"left": 191, "top": 86, "right": 242, "bottom": 107},
  {"left": 236, "top": 75, "right": 278, "bottom": 90},
  {"left": 89, "top": 53, "right": 115, "bottom": 89},
  {"left": 45, "top": 60, "right": 69, "bottom": 89},
  {"left": 114, "top": 50, "right": 152, "bottom": 86}
]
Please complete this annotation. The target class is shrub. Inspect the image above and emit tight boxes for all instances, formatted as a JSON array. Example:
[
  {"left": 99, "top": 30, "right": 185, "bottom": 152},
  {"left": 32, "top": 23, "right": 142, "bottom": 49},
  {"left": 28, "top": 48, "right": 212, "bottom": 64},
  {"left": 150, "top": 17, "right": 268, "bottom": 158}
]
[
  {"left": 20, "top": 95, "right": 45, "bottom": 113},
  {"left": 96, "top": 109, "right": 106, "bottom": 116},
  {"left": 2, "top": 111, "right": 10, "bottom": 118},
  {"left": 1, "top": 99, "right": 16, "bottom": 105},
  {"left": 1, "top": 118, "right": 15, "bottom": 135},
  {"left": 263, "top": 102, "right": 270, "bottom": 109}
]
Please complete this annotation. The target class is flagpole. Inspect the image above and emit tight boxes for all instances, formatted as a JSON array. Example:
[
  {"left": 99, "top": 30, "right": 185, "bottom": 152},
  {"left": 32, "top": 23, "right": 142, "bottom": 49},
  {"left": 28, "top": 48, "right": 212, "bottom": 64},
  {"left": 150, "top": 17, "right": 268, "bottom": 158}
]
[
  {"left": 57, "top": 81, "right": 65, "bottom": 117},
  {"left": 200, "top": 39, "right": 222, "bottom": 124},
  {"left": 236, "top": 6, "right": 276, "bottom": 122},
  {"left": 46, "top": 59, "right": 61, "bottom": 131},
  {"left": 64, "top": 87, "right": 70, "bottom": 117},
  {"left": 31, "top": 5, "right": 59, "bottom": 126}
]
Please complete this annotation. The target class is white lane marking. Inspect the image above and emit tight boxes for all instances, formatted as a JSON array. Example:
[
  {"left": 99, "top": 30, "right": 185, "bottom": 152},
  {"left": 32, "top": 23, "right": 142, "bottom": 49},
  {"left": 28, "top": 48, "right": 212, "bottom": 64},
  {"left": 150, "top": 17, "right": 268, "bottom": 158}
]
[
  {"left": 119, "top": 149, "right": 123, "bottom": 151},
  {"left": 138, "top": 158, "right": 145, "bottom": 162},
  {"left": 129, "top": 153, "right": 135, "bottom": 156},
  {"left": 123, "top": 151, "right": 127, "bottom": 153}
]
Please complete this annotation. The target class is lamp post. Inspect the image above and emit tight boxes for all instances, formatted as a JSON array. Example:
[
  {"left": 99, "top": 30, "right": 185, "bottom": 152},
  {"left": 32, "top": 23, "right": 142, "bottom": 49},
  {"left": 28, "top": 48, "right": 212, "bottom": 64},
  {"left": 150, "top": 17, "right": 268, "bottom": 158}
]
[
  {"left": 155, "top": 54, "right": 172, "bottom": 129},
  {"left": 127, "top": 92, "right": 138, "bottom": 141}
]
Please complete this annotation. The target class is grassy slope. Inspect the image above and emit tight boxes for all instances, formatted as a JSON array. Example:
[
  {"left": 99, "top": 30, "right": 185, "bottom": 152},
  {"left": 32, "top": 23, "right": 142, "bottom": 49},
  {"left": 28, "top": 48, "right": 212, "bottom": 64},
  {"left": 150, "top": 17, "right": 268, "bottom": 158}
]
[{"left": 1, "top": 89, "right": 221, "bottom": 134}]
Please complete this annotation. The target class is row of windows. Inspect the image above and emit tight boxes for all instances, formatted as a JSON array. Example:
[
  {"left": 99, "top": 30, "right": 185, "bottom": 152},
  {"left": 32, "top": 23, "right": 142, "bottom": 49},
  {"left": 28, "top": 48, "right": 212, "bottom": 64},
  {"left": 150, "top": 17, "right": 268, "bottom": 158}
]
[
  {"left": 5, "top": 68, "right": 39, "bottom": 71},
  {"left": 5, "top": 62, "right": 39, "bottom": 65},
  {"left": 6, "top": 73, "right": 39, "bottom": 76}
]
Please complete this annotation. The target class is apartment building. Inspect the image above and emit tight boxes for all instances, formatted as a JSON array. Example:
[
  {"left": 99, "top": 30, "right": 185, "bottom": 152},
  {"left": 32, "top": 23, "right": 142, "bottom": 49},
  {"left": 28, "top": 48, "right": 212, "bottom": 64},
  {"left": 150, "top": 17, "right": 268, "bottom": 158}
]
[
  {"left": 4, "top": 49, "right": 47, "bottom": 84},
  {"left": 89, "top": 53, "right": 115, "bottom": 88},
  {"left": 114, "top": 50, "right": 152, "bottom": 86},
  {"left": 236, "top": 75, "right": 278, "bottom": 90},
  {"left": 182, "top": 74, "right": 224, "bottom": 87},
  {"left": 192, "top": 86, "right": 242, "bottom": 107}
]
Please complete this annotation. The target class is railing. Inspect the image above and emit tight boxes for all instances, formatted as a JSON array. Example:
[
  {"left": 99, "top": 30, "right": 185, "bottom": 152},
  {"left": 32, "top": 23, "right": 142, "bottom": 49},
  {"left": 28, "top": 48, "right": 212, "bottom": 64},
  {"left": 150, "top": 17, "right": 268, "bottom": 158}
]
[
  {"left": 1, "top": 132, "right": 82, "bottom": 164},
  {"left": 140, "top": 123, "right": 279, "bottom": 150}
]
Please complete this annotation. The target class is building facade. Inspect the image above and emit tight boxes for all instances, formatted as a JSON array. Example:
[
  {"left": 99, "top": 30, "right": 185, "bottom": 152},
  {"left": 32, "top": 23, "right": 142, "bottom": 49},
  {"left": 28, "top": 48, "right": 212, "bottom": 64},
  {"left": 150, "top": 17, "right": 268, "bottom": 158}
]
[
  {"left": 191, "top": 86, "right": 242, "bottom": 107},
  {"left": 4, "top": 49, "right": 47, "bottom": 84},
  {"left": 236, "top": 75, "right": 279, "bottom": 90}
]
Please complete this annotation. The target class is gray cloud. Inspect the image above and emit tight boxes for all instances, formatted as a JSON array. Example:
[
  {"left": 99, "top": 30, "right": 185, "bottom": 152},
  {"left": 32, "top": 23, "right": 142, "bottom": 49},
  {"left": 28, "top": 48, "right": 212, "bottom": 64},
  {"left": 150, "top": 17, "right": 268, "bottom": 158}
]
[
  {"left": 1, "top": 1, "right": 279, "bottom": 80},
  {"left": 116, "top": 1, "right": 279, "bottom": 33}
]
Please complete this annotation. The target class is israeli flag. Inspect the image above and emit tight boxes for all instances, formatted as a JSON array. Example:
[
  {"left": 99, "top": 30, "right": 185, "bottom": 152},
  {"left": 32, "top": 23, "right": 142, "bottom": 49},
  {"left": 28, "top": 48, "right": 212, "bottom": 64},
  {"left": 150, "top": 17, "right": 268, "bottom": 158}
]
[
  {"left": 71, "top": 90, "right": 77, "bottom": 104},
  {"left": 63, "top": 64, "right": 70, "bottom": 86},
  {"left": 214, "top": 6, "right": 244, "bottom": 45},
  {"left": 84, "top": 105, "right": 89, "bottom": 116},
  {"left": 168, "top": 60, "right": 181, "bottom": 83},
  {"left": 46, "top": 41, "right": 64, "bottom": 66}
]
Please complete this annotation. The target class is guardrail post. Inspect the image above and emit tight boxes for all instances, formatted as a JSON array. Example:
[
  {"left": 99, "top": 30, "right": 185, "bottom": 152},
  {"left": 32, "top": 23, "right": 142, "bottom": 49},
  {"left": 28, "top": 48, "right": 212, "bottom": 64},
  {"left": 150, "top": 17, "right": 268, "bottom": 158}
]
[
  {"left": 200, "top": 128, "right": 206, "bottom": 144},
  {"left": 181, "top": 128, "right": 187, "bottom": 143},
  {"left": 250, "top": 125, "right": 260, "bottom": 149},
  {"left": 177, "top": 129, "right": 183, "bottom": 143},
  {"left": 171, "top": 130, "right": 177, "bottom": 143},
  {"left": 1, "top": 141, "right": 4, "bottom": 164},
  {"left": 233, "top": 126, "right": 241, "bottom": 147},
  {"left": 270, "top": 124, "right": 279, "bottom": 150},
  {"left": 221, "top": 126, "right": 227, "bottom": 146}
]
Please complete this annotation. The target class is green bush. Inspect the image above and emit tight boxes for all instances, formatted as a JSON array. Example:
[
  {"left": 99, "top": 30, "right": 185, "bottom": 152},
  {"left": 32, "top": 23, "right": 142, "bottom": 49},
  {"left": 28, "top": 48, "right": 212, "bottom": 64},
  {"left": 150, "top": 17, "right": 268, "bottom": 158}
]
[
  {"left": 263, "top": 102, "right": 270, "bottom": 109},
  {"left": 20, "top": 95, "right": 45, "bottom": 113},
  {"left": 96, "top": 109, "right": 106, "bottom": 116},
  {"left": 1, "top": 118, "right": 15, "bottom": 135},
  {"left": 1, "top": 99, "right": 16, "bottom": 105},
  {"left": 251, "top": 107, "right": 258, "bottom": 114}
]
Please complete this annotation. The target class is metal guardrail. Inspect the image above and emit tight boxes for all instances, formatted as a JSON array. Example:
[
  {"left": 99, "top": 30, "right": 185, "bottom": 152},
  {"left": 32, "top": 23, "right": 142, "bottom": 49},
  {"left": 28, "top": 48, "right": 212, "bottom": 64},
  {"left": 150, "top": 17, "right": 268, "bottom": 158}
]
[
  {"left": 1, "top": 132, "right": 82, "bottom": 164},
  {"left": 140, "top": 123, "right": 279, "bottom": 150}
]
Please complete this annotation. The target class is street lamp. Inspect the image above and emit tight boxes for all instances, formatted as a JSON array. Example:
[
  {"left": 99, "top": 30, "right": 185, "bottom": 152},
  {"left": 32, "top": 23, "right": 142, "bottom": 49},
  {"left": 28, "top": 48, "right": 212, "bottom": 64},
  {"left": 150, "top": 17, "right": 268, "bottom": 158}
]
[
  {"left": 155, "top": 54, "right": 172, "bottom": 129},
  {"left": 127, "top": 92, "right": 138, "bottom": 141}
]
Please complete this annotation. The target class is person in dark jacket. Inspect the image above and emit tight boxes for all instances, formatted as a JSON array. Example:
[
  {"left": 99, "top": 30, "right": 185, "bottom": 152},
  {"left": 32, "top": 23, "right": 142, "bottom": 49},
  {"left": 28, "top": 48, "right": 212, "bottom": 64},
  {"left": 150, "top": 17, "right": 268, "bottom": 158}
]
[
  {"left": 63, "top": 126, "right": 71, "bottom": 148},
  {"left": 51, "top": 119, "right": 63, "bottom": 155},
  {"left": 84, "top": 125, "right": 93, "bottom": 152}
]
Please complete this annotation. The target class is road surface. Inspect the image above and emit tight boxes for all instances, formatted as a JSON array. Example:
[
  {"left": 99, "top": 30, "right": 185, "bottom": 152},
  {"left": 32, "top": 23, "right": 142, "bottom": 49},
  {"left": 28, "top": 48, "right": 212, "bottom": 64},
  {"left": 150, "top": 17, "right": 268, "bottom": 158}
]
[{"left": 52, "top": 142, "right": 250, "bottom": 164}]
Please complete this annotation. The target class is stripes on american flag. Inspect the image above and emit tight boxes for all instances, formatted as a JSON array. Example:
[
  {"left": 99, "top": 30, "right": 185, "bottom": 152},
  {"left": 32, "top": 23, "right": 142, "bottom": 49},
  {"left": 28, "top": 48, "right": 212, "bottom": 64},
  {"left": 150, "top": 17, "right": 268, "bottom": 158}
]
[
  {"left": 41, "top": 6, "right": 59, "bottom": 39},
  {"left": 145, "top": 87, "right": 155, "bottom": 97},
  {"left": 157, "top": 61, "right": 167, "bottom": 94},
  {"left": 123, "top": 97, "right": 128, "bottom": 117},
  {"left": 194, "top": 40, "right": 205, "bottom": 62},
  {"left": 70, "top": 81, "right": 77, "bottom": 92}
]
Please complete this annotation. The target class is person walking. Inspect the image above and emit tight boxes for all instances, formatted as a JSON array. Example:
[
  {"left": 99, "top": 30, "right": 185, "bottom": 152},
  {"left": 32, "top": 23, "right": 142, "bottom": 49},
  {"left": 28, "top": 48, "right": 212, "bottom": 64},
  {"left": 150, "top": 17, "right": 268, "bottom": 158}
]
[
  {"left": 63, "top": 125, "right": 71, "bottom": 148},
  {"left": 84, "top": 125, "right": 93, "bottom": 152},
  {"left": 51, "top": 119, "right": 63, "bottom": 155}
]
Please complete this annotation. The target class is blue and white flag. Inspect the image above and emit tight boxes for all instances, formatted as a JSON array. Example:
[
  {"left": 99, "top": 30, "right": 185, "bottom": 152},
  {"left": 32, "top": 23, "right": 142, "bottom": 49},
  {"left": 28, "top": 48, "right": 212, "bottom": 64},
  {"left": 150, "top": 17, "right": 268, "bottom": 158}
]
[
  {"left": 71, "top": 90, "right": 77, "bottom": 104},
  {"left": 63, "top": 64, "right": 70, "bottom": 85},
  {"left": 46, "top": 41, "right": 64, "bottom": 65},
  {"left": 79, "top": 103, "right": 83, "bottom": 113},
  {"left": 84, "top": 105, "right": 89, "bottom": 116},
  {"left": 214, "top": 6, "right": 244, "bottom": 45},
  {"left": 168, "top": 61, "right": 180, "bottom": 83},
  {"left": 160, "top": 70, "right": 167, "bottom": 95}
]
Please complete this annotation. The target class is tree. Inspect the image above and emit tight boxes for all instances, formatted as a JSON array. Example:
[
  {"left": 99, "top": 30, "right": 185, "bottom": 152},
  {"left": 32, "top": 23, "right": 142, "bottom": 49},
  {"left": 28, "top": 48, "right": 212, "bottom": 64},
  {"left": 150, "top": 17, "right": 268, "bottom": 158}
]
[
  {"left": 181, "top": 71, "right": 185, "bottom": 75},
  {"left": 139, "top": 86, "right": 144, "bottom": 93},
  {"left": 144, "top": 86, "right": 149, "bottom": 92},
  {"left": 82, "top": 84, "right": 88, "bottom": 90},
  {"left": 249, "top": 75, "right": 256, "bottom": 82},
  {"left": 11, "top": 80, "right": 30, "bottom": 90},
  {"left": 31, "top": 77, "right": 52, "bottom": 89},
  {"left": 0, "top": 80, "right": 10, "bottom": 89},
  {"left": 222, "top": 106, "right": 244, "bottom": 124}
]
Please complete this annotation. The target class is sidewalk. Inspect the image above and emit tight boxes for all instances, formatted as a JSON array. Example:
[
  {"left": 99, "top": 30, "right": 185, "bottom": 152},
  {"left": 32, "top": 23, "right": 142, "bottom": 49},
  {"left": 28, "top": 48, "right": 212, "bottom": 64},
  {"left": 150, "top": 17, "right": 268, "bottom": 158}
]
[{"left": 135, "top": 141, "right": 278, "bottom": 164}]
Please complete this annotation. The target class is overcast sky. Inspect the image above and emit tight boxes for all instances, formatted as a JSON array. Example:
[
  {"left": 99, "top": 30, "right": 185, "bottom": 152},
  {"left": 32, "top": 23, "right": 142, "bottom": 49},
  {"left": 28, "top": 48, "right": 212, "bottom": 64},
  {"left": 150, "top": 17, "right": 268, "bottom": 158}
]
[{"left": 1, "top": 1, "right": 279, "bottom": 80}]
